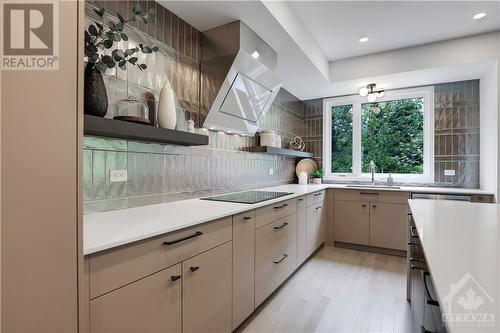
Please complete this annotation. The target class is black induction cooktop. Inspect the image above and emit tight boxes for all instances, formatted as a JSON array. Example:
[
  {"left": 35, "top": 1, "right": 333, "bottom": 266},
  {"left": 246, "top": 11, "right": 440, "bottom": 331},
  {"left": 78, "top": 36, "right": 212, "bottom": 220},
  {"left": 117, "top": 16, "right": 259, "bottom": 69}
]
[{"left": 200, "top": 191, "right": 293, "bottom": 204}]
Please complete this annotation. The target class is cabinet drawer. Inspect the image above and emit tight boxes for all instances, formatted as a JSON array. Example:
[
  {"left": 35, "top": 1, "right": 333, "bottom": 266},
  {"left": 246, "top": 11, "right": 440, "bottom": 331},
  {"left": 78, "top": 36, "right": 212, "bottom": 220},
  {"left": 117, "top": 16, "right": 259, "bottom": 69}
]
[
  {"left": 255, "top": 214, "right": 297, "bottom": 269},
  {"left": 89, "top": 217, "right": 232, "bottom": 299},
  {"left": 306, "top": 190, "right": 325, "bottom": 207},
  {"left": 255, "top": 238, "right": 297, "bottom": 306},
  {"left": 255, "top": 198, "right": 297, "bottom": 229},
  {"left": 90, "top": 263, "right": 181, "bottom": 333},
  {"left": 335, "top": 189, "right": 409, "bottom": 204}
]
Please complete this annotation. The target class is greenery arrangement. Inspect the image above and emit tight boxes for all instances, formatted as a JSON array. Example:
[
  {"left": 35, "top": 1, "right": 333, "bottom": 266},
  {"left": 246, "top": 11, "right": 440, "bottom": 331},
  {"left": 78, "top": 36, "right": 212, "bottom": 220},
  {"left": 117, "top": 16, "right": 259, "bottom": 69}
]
[
  {"left": 331, "top": 98, "right": 424, "bottom": 174},
  {"left": 361, "top": 99, "right": 423, "bottom": 174},
  {"left": 85, "top": 4, "right": 158, "bottom": 73},
  {"left": 311, "top": 169, "right": 325, "bottom": 179}
]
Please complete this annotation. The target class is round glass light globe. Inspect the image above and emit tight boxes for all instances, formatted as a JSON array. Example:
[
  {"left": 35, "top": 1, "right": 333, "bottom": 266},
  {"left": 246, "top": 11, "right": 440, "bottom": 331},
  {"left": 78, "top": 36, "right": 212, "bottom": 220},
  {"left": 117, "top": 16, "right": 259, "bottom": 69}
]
[
  {"left": 367, "top": 93, "right": 377, "bottom": 102},
  {"left": 359, "top": 87, "right": 369, "bottom": 97}
]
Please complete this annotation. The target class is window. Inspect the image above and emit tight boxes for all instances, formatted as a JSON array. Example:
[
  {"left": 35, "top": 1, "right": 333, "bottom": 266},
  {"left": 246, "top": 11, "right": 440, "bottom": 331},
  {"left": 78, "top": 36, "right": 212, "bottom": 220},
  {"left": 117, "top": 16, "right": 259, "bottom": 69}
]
[{"left": 323, "top": 87, "right": 434, "bottom": 182}]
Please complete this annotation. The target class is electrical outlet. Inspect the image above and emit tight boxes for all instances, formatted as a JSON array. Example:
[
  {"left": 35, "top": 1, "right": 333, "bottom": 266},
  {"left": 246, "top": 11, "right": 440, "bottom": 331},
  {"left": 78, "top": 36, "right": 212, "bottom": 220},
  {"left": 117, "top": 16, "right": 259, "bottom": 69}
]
[
  {"left": 444, "top": 169, "right": 456, "bottom": 176},
  {"left": 269, "top": 168, "right": 274, "bottom": 175},
  {"left": 110, "top": 169, "right": 128, "bottom": 182}
]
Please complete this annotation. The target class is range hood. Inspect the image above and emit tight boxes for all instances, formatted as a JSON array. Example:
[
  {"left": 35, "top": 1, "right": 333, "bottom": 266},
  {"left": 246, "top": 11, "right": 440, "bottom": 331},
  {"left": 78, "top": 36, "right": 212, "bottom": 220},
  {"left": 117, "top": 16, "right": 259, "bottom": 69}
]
[{"left": 201, "top": 21, "right": 282, "bottom": 136}]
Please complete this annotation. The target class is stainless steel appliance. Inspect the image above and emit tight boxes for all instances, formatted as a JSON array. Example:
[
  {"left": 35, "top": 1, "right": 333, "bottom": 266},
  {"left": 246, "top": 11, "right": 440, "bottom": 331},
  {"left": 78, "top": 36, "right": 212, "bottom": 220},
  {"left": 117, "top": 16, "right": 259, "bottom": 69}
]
[
  {"left": 200, "top": 21, "right": 282, "bottom": 136},
  {"left": 411, "top": 193, "right": 471, "bottom": 202},
  {"left": 200, "top": 191, "right": 292, "bottom": 204}
]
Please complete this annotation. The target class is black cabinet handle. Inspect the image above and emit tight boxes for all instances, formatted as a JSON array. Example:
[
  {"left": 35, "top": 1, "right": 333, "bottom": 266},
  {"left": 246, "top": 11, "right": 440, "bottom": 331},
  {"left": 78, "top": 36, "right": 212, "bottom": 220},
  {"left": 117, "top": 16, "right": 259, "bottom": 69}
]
[
  {"left": 273, "top": 254, "right": 288, "bottom": 264},
  {"left": 410, "top": 226, "right": 418, "bottom": 238},
  {"left": 362, "top": 204, "right": 367, "bottom": 208},
  {"left": 410, "top": 257, "right": 424, "bottom": 263},
  {"left": 273, "top": 203, "right": 289, "bottom": 210},
  {"left": 372, "top": 205, "right": 377, "bottom": 208},
  {"left": 190, "top": 266, "right": 199, "bottom": 272},
  {"left": 420, "top": 326, "right": 435, "bottom": 333},
  {"left": 314, "top": 193, "right": 322, "bottom": 197},
  {"left": 423, "top": 272, "right": 439, "bottom": 306},
  {"left": 170, "top": 275, "right": 181, "bottom": 282},
  {"left": 411, "top": 265, "right": 424, "bottom": 271},
  {"left": 243, "top": 216, "right": 252, "bottom": 220},
  {"left": 298, "top": 198, "right": 304, "bottom": 201},
  {"left": 360, "top": 192, "right": 379, "bottom": 195},
  {"left": 407, "top": 212, "right": 413, "bottom": 216},
  {"left": 408, "top": 241, "right": 417, "bottom": 246},
  {"left": 274, "top": 222, "right": 289, "bottom": 230},
  {"left": 164, "top": 231, "right": 203, "bottom": 246}
]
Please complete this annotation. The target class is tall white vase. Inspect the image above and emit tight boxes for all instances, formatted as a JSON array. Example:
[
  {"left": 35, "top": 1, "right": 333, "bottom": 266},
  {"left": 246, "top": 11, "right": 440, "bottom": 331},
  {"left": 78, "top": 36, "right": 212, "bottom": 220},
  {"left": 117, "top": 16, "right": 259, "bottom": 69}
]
[{"left": 158, "top": 82, "right": 177, "bottom": 129}]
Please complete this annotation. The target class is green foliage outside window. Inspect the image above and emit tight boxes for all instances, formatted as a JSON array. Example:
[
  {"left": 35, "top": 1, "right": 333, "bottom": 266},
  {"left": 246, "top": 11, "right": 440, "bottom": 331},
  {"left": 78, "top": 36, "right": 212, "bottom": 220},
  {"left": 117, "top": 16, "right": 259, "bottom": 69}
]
[
  {"left": 331, "top": 105, "right": 353, "bottom": 173},
  {"left": 330, "top": 98, "right": 424, "bottom": 175},
  {"left": 361, "top": 98, "right": 424, "bottom": 174}
]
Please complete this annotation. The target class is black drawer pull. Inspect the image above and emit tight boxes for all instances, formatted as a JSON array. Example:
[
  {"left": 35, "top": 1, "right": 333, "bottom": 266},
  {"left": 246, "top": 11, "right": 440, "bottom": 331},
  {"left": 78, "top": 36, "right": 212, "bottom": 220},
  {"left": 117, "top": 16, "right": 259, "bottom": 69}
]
[
  {"left": 410, "top": 226, "right": 418, "bottom": 238},
  {"left": 372, "top": 205, "right": 377, "bottom": 208},
  {"left": 243, "top": 216, "right": 252, "bottom": 220},
  {"left": 273, "top": 254, "right": 288, "bottom": 264},
  {"left": 410, "top": 257, "right": 424, "bottom": 263},
  {"left": 190, "top": 266, "right": 199, "bottom": 272},
  {"left": 314, "top": 193, "right": 322, "bottom": 197},
  {"left": 274, "top": 222, "right": 289, "bottom": 230},
  {"left": 163, "top": 231, "right": 203, "bottom": 246},
  {"left": 360, "top": 192, "right": 379, "bottom": 195},
  {"left": 420, "top": 326, "right": 435, "bottom": 333},
  {"left": 298, "top": 198, "right": 304, "bottom": 201},
  {"left": 407, "top": 212, "right": 412, "bottom": 216},
  {"left": 362, "top": 204, "right": 367, "bottom": 207},
  {"left": 170, "top": 275, "right": 181, "bottom": 282},
  {"left": 273, "top": 203, "right": 289, "bottom": 210},
  {"left": 411, "top": 265, "right": 424, "bottom": 271},
  {"left": 408, "top": 241, "right": 417, "bottom": 246},
  {"left": 423, "top": 272, "right": 439, "bottom": 306}
]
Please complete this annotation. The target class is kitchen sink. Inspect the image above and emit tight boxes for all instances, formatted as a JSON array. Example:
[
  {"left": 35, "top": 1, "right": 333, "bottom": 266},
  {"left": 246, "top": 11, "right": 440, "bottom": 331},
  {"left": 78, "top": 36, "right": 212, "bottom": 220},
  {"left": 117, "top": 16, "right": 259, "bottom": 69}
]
[{"left": 346, "top": 184, "right": 401, "bottom": 189}]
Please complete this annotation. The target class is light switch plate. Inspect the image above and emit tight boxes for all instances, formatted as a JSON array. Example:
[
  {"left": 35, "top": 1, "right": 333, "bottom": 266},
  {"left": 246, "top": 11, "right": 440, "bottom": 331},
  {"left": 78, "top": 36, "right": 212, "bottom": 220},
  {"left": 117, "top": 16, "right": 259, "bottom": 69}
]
[
  {"left": 444, "top": 169, "right": 456, "bottom": 176},
  {"left": 269, "top": 168, "right": 274, "bottom": 175},
  {"left": 110, "top": 169, "right": 128, "bottom": 182}
]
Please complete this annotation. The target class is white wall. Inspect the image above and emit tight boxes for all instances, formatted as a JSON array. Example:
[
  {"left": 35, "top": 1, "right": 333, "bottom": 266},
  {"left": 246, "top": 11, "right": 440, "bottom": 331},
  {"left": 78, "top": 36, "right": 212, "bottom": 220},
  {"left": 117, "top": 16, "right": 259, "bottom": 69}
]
[{"left": 330, "top": 31, "right": 500, "bottom": 82}]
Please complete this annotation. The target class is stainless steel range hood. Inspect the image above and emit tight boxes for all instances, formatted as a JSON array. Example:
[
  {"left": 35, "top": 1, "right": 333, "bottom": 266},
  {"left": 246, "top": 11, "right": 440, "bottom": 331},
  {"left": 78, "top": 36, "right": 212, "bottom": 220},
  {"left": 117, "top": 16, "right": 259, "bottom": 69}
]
[{"left": 201, "top": 21, "right": 282, "bottom": 136}]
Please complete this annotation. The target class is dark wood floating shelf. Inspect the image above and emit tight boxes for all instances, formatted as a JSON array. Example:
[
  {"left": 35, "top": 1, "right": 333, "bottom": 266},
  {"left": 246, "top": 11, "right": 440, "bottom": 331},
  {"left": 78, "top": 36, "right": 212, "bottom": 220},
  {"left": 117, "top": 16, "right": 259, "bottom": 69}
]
[
  {"left": 84, "top": 115, "right": 209, "bottom": 146},
  {"left": 247, "top": 146, "right": 313, "bottom": 158}
]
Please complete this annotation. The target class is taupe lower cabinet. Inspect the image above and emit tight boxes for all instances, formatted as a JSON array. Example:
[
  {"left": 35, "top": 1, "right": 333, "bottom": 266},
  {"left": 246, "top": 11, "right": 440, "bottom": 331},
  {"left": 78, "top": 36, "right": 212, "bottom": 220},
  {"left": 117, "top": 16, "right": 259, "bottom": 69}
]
[
  {"left": 232, "top": 211, "right": 256, "bottom": 330},
  {"left": 90, "top": 264, "right": 182, "bottom": 333},
  {"left": 334, "top": 189, "right": 409, "bottom": 251},
  {"left": 183, "top": 242, "right": 232, "bottom": 333},
  {"left": 87, "top": 193, "right": 329, "bottom": 333}
]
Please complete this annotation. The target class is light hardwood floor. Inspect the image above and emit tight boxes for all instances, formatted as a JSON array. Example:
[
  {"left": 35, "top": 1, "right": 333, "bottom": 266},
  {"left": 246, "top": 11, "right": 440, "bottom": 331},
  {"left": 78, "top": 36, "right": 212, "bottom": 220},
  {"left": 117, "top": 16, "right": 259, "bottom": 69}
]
[{"left": 239, "top": 246, "right": 412, "bottom": 333}]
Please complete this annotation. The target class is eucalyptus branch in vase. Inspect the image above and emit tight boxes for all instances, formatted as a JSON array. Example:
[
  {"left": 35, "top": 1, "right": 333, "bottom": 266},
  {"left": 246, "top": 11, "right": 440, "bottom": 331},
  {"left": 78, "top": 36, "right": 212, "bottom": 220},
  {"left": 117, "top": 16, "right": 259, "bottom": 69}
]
[
  {"left": 83, "top": 3, "right": 158, "bottom": 118},
  {"left": 84, "top": 3, "right": 158, "bottom": 73}
]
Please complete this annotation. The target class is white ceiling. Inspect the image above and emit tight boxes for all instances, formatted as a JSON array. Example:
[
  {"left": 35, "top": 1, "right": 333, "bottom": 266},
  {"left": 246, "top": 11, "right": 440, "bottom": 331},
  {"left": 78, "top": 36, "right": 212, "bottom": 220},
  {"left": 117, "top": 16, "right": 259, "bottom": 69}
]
[
  {"left": 159, "top": 1, "right": 500, "bottom": 100},
  {"left": 289, "top": 1, "right": 500, "bottom": 61}
]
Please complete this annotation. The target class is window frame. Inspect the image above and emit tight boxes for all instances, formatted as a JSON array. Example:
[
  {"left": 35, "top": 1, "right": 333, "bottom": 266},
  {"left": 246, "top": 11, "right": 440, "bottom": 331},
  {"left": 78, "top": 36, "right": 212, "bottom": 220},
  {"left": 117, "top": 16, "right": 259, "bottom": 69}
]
[{"left": 322, "top": 86, "right": 434, "bottom": 183}]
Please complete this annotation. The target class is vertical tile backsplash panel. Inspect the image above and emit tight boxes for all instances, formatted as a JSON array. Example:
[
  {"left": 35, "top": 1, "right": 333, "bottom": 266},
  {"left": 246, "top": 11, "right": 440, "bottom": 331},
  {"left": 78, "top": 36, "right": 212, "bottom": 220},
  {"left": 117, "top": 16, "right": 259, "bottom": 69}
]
[
  {"left": 304, "top": 80, "right": 481, "bottom": 188},
  {"left": 83, "top": 1, "right": 305, "bottom": 214}
]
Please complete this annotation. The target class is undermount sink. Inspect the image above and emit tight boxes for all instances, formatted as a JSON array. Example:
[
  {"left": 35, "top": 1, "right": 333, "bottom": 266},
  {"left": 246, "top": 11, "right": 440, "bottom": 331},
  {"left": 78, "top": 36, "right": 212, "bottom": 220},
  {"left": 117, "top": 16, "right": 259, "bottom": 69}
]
[{"left": 346, "top": 184, "right": 401, "bottom": 190}]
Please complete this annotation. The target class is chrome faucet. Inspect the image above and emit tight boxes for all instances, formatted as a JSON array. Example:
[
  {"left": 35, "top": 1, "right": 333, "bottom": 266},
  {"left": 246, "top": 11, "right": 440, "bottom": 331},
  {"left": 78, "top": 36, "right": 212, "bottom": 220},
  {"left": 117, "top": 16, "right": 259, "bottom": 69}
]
[{"left": 370, "top": 160, "right": 376, "bottom": 185}]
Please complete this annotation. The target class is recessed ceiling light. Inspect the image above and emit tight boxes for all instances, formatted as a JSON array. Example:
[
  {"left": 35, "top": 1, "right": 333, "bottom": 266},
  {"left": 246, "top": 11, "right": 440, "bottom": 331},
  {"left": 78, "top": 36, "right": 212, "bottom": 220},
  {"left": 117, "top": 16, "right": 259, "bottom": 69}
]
[
  {"left": 251, "top": 50, "right": 260, "bottom": 59},
  {"left": 359, "top": 37, "right": 369, "bottom": 43},
  {"left": 473, "top": 12, "right": 486, "bottom": 20}
]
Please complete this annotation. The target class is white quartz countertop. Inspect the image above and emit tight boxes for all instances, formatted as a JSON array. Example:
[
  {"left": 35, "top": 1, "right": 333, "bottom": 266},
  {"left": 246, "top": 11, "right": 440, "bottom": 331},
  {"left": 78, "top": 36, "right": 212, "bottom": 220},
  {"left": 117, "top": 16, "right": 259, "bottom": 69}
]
[
  {"left": 84, "top": 184, "right": 329, "bottom": 255},
  {"left": 408, "top": 200, "right": 500, "bottom": 332},
  {"left": 84, "top": 183, "right": 493, "bottom": 255}
]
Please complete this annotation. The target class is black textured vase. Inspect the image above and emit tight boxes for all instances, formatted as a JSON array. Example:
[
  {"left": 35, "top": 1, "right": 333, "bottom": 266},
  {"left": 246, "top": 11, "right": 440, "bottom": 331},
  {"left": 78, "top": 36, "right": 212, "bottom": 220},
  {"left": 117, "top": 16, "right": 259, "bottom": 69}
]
[{"left": 84, "top": 64, "right": 108, "bottom": 117}]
